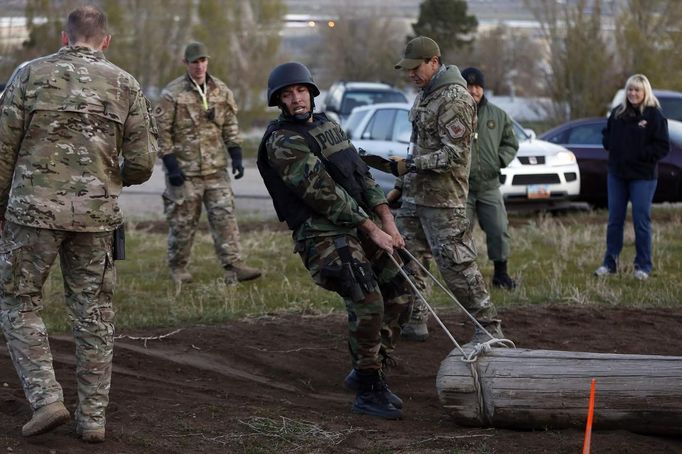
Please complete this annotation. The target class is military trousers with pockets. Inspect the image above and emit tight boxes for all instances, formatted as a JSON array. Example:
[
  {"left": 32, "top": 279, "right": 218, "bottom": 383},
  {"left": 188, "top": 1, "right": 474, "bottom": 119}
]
[
  {"left": 466, "top": 187, "right": 511, "bottom": 262},
  {"left": 396, "top": 202, "right": 499, "bottom": 327},
  {"left": 163, "top": 171, "right": 241, "bottom": 271},
  {"left": 295, "top": 233, "right": 412, "bottom": 370},
  {"left": 0, "top": 222, "right": 116, "bottom": 429}
]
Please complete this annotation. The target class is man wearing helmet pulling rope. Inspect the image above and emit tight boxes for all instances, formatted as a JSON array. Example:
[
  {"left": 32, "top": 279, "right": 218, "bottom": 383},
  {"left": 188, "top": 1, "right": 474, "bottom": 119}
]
[{"left": 257, "top": 62, "right": 413, "bottom": 419}]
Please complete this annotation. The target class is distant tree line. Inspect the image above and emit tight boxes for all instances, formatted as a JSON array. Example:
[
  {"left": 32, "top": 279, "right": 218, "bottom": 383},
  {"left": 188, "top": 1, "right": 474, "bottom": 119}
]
[
  {"left": 1, "top": 0, "right": 284, "bottom": 124},
  {"left": 1, "top": 0, "right": 681, "bottom": 124}
]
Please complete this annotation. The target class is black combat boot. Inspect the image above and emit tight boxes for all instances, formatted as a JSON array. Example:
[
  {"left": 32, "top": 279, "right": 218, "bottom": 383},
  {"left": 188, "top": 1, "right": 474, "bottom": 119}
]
[
  {"left": 492, "top": 260, "right": 516, "bottom": 289},
  {"left": 343, "top": 369, "right": 403, "bottom": 409},
  {"left": 351, "top": 370, "right": 403, "bottom": 419}
]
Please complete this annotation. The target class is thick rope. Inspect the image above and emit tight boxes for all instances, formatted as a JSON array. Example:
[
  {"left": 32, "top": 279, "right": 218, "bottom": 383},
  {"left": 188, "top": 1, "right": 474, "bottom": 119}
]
[
  {"left": 399, "top": 249, "right": 515, "bottom": 355},
  {"left": 388, "top": 248, "right": 515, "bottom": 424},
  {"left": 387, "top": 252, "right": 463, "bottom": 352},
  {"left": 468, "top": 361, "right": 487, "bottom": 425}
]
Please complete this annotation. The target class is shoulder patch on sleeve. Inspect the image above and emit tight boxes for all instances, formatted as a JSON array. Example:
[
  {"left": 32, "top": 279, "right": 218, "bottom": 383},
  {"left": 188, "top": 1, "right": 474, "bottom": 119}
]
[{"left": 446, "top": 118, "right": 466, "bottom": 139}]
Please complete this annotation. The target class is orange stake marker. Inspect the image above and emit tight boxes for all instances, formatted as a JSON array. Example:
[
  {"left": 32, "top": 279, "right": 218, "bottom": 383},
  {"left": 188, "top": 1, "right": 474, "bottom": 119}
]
[{"left": 582, "top": 378, "right": 597, "bottom": 454}]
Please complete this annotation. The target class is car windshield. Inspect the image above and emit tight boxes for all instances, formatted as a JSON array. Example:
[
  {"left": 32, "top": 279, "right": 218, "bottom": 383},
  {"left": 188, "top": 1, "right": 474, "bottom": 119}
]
[
  {"left": 511, "top": 120, "right": 531, "bottom": 141},
  {"left": 340, "top": 90, "right": 407, "bottom": 115},
  {"left": 661, "top": 98, "right": 682, "bottom": 122},
  {"left": 345, "top": 109, "right": 369, "bottom": 137}
]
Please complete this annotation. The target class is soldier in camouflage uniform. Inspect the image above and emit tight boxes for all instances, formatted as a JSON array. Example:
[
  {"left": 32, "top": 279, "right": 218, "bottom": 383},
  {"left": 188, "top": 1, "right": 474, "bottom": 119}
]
[
  {"left": 155, "top": 42, "right": 261, "bottom": 285},
  {"left": 258, "top": 62, "right": 412, "bottom": 420},
  {"left": 0, "top": 6, "right": 157, "bottom": 442},
  {"left": 393, "top": 37, "right": 505, "bottom": 344}
]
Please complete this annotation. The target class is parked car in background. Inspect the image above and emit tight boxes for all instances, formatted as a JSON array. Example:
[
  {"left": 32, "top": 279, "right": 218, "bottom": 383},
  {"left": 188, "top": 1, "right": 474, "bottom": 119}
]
[
  {"left": 322, "top": 81, "right": 408, "bottom": 126},
  {"left": 0, "top": 61, "right": 29, "bottom": 103},
  {"left": 348, "top": 103, "right": 581, "bottom": 208},
  {"left": 609, "top": 89, "right": 682, "bottom": 122},
  {"left": 540, "top": 117, "right": 682, "bottom": 206}
]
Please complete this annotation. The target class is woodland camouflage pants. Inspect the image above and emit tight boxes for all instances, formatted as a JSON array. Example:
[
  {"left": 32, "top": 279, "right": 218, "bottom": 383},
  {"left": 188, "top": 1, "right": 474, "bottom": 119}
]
[{"left": 295, "top": 233, "right": 412, "bottom": 371}]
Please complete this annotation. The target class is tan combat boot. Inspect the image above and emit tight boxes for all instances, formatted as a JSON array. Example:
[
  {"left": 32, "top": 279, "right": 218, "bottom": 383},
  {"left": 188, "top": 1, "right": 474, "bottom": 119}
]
[
  {"left": 170, "top": 268, "right": 193, "bottom": 284},
  {"left": 76, "top": 424, "right": 105, "bottom": 443},
  {"left": 400, "top": 321, "right": 429, "bottom": 341},
  {"left": 22, "top": 401, "right": 71, "bottom": 437},
  {"left": 224, "top": 262, "right": 262, "bottom": 284},
  {"left": 464, "top": 322, "right": 505, "bottom": 349}
]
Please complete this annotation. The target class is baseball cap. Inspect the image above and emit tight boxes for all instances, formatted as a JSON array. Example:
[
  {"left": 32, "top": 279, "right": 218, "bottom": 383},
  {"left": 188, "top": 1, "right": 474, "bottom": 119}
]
[
  {"left": 394, "top": 36, "right": 440, "bottom": 70},
  {"left": 184, "top": 42, "right": 209, "bottom": 62}
]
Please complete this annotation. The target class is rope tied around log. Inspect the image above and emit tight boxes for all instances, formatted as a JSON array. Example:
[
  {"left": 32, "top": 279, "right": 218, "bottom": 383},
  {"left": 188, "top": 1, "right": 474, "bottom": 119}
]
[{"left": 462, "top": 338, "right": 515, "bottom": 425}]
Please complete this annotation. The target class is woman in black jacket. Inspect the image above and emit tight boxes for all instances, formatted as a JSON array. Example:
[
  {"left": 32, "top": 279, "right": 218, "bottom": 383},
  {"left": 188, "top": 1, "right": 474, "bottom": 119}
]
[{"left": 595, "top": 74, "right": 670, "bottom": 280}]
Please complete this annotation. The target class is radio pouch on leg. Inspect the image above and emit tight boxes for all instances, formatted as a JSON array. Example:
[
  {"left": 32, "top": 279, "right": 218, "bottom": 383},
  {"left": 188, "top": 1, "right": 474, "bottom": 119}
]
[{"left": 330, "top": 236, "right": 375, "bottom": 302}]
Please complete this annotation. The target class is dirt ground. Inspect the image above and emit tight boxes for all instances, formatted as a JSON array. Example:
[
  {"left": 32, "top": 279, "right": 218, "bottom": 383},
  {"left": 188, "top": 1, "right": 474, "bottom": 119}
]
[{"left": 1, "top": 305, "right": 682, "bottom": 454}]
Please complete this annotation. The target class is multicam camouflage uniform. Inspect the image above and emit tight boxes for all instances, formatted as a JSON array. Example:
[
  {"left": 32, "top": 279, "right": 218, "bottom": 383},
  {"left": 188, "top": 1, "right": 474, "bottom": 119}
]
[
  {"left": 263, "top": 117, "right": 412, "bottom": 370},
  {"left": 399, "top": 65, "right": 501, "bottom": 331},
  {"left": 155, "top": 74, "right": 243, "bottom": 271},
  {"left": 0, "top": 46, "right": 157, "bottom": 430}
]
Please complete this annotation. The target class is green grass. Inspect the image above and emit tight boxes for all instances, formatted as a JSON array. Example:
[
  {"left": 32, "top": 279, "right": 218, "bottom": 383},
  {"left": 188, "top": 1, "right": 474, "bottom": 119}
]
[{"left": 38, "top": 205, "right": 682, "bottom": 333}]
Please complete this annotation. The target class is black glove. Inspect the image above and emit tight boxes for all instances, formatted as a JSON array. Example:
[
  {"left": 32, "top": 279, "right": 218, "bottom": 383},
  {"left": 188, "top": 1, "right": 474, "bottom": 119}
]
[
  {"left": 228, "top": 146, "right": 244, "bottom": 179},
  {"left": 389, "top": 156, "right": 416, "bottom": 177},
  {"left": 161, "top": 154, "right": 185, "bottom": 187}
]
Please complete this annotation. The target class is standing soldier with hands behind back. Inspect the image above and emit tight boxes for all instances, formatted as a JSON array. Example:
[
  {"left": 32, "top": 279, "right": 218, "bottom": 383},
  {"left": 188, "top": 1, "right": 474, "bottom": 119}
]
[
  {"left": 0, "top": 6, "right": 156, "bottom": 442},
  {"left": 156, "top": 42, "right": 261, "bottom": 285},
  {"left": 460, "top": 67, "right": 519, "bottom": 290},
  {"left": 393, "top": 37, "right": 506, "bottom": 345}
]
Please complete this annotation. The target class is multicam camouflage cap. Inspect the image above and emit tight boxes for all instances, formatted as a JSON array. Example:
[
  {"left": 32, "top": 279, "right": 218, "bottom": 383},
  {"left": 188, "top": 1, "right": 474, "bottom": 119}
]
[
  {"left": 394, "top": 36, "right": 440, "bottom": 70},
  {"left": 184, "top": 42, "right": 209, "bottom": 62}
]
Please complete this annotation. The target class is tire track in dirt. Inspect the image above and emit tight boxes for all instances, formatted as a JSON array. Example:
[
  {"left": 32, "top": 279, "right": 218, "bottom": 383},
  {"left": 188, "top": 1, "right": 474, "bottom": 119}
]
[{"left": 50, "top": 335, "right": 348, "bottom": 404}]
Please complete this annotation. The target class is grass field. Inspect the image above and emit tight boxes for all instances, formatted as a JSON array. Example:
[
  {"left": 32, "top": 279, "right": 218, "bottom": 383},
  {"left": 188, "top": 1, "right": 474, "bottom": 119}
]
[{"left": 38, "top": 205, "right": 682, "bottom": 333}]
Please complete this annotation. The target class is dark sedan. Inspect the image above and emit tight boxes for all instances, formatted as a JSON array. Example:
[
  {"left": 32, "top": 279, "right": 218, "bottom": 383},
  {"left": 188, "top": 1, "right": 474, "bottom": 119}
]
[{"left": 539, "top": 118, "right": 682, "bottom": 206}]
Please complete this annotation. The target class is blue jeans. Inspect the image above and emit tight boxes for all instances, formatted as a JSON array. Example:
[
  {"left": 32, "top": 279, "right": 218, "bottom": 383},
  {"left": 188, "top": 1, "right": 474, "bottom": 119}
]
[{"left": 602, "top": 173, "right": 657, "bottom": 273}]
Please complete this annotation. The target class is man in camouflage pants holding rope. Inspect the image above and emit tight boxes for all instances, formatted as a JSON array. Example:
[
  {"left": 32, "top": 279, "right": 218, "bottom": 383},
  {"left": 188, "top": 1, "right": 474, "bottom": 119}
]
[
  {"left": 392, "top": 37, "right": 505, "bottom": 344},
  {"left": 258, "top": 62, "right": 412, "bottom": 420}
]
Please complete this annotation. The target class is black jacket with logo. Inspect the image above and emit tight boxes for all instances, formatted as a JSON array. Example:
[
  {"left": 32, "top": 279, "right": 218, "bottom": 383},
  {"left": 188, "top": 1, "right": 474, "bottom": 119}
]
[{"left": 602, "top": 105, "right": 670, "bottom": 180}]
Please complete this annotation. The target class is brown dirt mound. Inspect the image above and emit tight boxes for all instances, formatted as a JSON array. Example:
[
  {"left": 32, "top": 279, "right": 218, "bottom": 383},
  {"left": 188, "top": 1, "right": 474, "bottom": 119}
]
[{"left": 2, "top": 305, "right": 681, "bottom": 453}]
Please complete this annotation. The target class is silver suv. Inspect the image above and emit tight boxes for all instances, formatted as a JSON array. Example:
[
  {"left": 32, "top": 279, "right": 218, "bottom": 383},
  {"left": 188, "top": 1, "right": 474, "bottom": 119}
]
[{"left": 322, "top": 81, "right": 407, "bottom": 125}]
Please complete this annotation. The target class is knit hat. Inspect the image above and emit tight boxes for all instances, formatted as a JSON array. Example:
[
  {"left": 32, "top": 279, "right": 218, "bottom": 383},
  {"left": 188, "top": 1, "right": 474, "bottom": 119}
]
[{"left": 461, "top": 67, "right": 485, "bottom": 88}]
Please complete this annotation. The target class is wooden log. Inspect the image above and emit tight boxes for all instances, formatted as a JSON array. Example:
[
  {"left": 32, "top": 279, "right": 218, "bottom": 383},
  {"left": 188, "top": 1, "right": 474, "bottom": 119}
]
[{"left": 436, "top": 347, "right": 682, "bottom": 435}]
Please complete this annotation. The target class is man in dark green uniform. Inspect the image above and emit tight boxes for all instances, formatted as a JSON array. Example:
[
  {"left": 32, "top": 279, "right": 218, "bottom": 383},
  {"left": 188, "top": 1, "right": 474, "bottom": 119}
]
[
  {"left": 461, "top": 67, "right": 519, "bottom": 289},
  {"left": 258, "top": 62, "right": 412, "bottom": 419}
]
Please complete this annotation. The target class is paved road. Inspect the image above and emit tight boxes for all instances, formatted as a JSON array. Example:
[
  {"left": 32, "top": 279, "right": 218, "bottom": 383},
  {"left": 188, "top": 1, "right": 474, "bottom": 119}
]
[
  {"left": 120, "top": 162, "right": 594, "bottom": 221},
  {"left": 118, "top": 162, "right": 276, "bottom": 220}
]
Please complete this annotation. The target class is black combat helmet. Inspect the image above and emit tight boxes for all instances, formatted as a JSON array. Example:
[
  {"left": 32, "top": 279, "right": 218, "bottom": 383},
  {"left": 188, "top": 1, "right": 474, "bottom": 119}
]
[{"left": 267, "top": 62, "right": 320, "bottom": 107}]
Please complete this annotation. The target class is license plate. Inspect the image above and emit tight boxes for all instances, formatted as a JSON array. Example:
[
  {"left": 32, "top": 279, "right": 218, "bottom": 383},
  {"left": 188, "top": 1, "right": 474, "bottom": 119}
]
[{"left": 527, "top": 184, "right": 550, "bottom": 199}]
